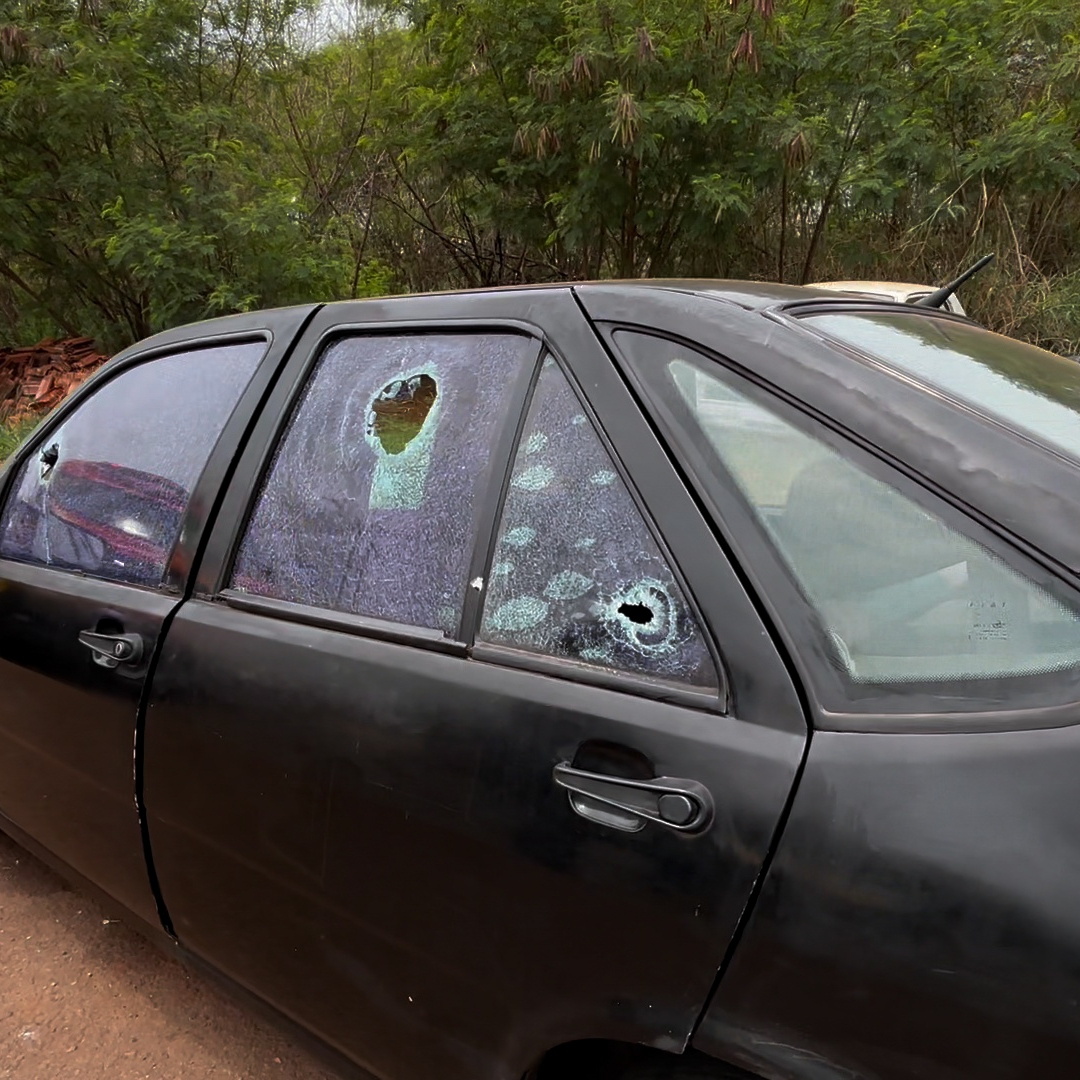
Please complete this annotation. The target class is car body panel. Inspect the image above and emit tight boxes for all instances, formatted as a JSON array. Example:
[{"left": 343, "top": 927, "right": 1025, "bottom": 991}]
[
  {"left": 139, "top": 287, "right": 807, "bottom": 1080},
  {"left": 692, "top": 725, "right": 1080, "bottom": 1079},
  {"left": 0, "top": 305, "right": 317, "bottom": 925},
  {"left": 0, "top": 561, "right": 178, "bottom": 924}
]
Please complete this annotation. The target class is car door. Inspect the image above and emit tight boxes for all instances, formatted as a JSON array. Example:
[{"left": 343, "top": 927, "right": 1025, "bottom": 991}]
[
  {"left": 141, "top": 288, "right": 807, "bottom": 1080},
  {"left": 0, "top": 308, "right": 315, "bottom": 928}
]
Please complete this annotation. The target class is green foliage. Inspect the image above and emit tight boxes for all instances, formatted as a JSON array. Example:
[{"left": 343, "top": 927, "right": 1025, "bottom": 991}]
[
  {"left": 0, "top": 0, "right": 353, "bottom": 349},
  {"left": 0, "top": 416, "right": 38, "bottom": 462},
  {"left": 2, "top": 0, "right": 1080, "bottom": 349}
]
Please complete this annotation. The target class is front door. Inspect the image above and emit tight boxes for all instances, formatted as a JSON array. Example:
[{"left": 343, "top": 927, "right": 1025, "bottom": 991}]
[
  {"left": 0, "top": 313, "right": 309, "bottom": 926},
  {"left": 141, "top": 290, "right": 807, "bottom": 1079}
]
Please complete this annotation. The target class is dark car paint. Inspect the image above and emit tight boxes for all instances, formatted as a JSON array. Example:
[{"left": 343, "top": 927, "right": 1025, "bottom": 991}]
[
  {"left": 0, "top": 560, "right": 176, "bottom": 926},
  {"left": 693, "top": 726, "right": 1080, "bottom": 1080},
  {"left": 0, "top": 306, "right": 316, "bottom": 930},
  {"left": 140, "top": 289, "right": 807, "bottom": 1080},
  {"left": 574, "top": 290, "right": 1080, "bottom": 1076},
  {"left": 577, "top": 284, "right": 1080, "bottom": 584},
  {"left": 0, "top": 283, "right": 1077, "bottom": 1080}
]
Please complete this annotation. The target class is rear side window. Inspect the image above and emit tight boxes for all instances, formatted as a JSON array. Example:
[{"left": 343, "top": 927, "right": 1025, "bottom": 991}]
[
  {"left": 619, "top": 332, "right": 1080, "bottom": 686},
  {"left": 805, "top": 312, "right": 1080, "bottom": 463},
  {"left": 478, "top": 358, "right": 717, "bottom": 689},
  {"left": 231, "top": 332, "right": 536, "bottom": 636},
  {"left": 0, "top": 341, "right": 264, "bottom": 586}
]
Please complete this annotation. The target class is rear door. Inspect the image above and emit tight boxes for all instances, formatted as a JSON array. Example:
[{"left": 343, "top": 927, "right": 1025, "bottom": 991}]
[
  {"left": 141, "top": 288, "right": 807, "bottom": 1080},
  {"left": 0, "top": 308, "right": 313, "bottom": 927}
]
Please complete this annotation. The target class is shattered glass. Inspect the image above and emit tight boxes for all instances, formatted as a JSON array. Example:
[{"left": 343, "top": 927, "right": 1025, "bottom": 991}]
[
  {"left": 479, "top": 359, "right": 717, "bottom": 688},
  {"left": 0, "top": 341, "right": 264, "bottom": 586},
  {"left": 231, "top": 333, "right": 535, "bottom": 635}
]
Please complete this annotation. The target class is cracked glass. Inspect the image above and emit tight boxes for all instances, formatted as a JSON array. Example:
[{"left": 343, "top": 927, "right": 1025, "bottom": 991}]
[
  {"left": 0, "top": 341, "right": 264, "bottom": 586},
  {"left": 231, "top": 332, "right": 535, "bottom": 635},
  {"left": 479, "top": 358, "right": 717, "bottom": 689}
]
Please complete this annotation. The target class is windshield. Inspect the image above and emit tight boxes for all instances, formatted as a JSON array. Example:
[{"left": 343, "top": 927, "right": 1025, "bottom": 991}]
[{"left": 804, "top": 312, "right": 1080, "bottom": 463}]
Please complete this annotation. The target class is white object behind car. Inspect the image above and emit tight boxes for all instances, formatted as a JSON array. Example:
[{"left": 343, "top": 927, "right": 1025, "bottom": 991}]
[{"left": 807, "top": 280, "right": 967, "bottom": 317}]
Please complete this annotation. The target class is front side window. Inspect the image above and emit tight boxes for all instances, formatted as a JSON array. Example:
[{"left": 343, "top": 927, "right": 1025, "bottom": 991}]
[
  {"left": 0, "top": 341, "right": 264, "bottom": 586},
  {"left": 805, "top": 312, "right": 1080, "bottom": 463},
  {"left": 619, "top": 332, "right": 1080, "bottom": 687},
  {"left": 478, "top": 358, "right": 717, "bottom": 690},
  {"left": 231, "top": 332, "right": 536, "bottom": 636}
]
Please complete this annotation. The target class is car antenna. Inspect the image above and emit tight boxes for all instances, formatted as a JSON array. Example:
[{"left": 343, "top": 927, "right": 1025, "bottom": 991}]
[{"left": 914, "top": 252, "right": 995, "bottom": 310}]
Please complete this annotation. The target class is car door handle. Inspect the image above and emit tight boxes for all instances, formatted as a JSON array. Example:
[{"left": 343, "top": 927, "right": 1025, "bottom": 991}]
[
  {"left": 552, "top": 763, "right": 714, "bottom": 833},
  {"left": 78, "top": 630, "right": 144, "bottom": 669}
]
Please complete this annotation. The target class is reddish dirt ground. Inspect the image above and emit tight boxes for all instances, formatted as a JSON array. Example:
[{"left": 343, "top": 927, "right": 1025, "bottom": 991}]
[{"left": 0, "top": 829, "right": 344, "bottom": 1079}]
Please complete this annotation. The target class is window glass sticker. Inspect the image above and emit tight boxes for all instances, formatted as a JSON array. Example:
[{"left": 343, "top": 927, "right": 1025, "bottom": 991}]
[
  {"left": 664, "top": 354, "right": 1080, "bottom": 684},
  {"left": 0, "top": 341, "right": 265, "bottom": 586},
  {"left": 231, "top": 333, "right": 534, "bottom": 635},
  {"left": 479, "top": 359, "right": 717, "bottom": 689}
]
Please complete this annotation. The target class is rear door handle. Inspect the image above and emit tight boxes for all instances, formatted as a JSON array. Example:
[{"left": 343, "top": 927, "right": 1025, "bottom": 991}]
[
  {"left": 78, "top": 630, "right": 144, "bottom": 669},
  {"left": 553, "top": 762, "right": 714, "bottom": 833}
]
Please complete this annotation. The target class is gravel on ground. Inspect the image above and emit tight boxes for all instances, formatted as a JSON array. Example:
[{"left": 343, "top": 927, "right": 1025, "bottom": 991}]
[{"left": 0, "top": 829, "right": 345, "bottom": 1080}]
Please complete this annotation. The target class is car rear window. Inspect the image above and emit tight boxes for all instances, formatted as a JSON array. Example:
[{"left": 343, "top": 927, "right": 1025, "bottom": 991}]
[
  {"left": 803, "top": 312, "right": 1080, "bottom": 463},
  {"left": 615, "top": 331, "right": 1080, "bottom": 690}
]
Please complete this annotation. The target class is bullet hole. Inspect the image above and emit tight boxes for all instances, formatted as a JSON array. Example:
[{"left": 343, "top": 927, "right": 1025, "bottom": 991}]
[
  {"left": 368, "top": 374, "right": 437, "bottom": 454},
  {"left": 618, "top": 601, "right": 654, "bottom": 625},
  {"left": 39, "top": 443, "right": 59, "bottom": 477},
  {"left": 608, "top": 581, "right": 680, "bottom": 655}
]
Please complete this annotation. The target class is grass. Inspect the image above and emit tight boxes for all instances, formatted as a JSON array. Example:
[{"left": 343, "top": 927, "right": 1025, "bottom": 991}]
[{"left": 0, "top": 417, "right": 40, "bottom": 464}]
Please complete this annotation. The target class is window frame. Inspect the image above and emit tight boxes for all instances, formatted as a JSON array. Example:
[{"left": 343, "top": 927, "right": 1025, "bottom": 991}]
[
  {"left": 209, "top": 320, "right": 545, "bottom": 646},
  {"left": 0, "top": 326, "right": 278, "bottom": 594},
  {"left": 470, "top": 349, "right": 725, "bottom": 711},
  {"left": 607, "top": 325, "right": 1080, "bottom": 733}
]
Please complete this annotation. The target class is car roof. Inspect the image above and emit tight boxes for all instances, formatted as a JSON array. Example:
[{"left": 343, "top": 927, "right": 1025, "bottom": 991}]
[
  {"left": 318, "top": 279, "right": 889, "bottom": 312},
  {"left": 109, "top": 279, "right": 1080, "bottom": 580},
  {"left": 805, "top": 280, "right": 967, "bottom": 316},
  {"left": 115, "top": 281, "right": 920, "bottom": 364}
]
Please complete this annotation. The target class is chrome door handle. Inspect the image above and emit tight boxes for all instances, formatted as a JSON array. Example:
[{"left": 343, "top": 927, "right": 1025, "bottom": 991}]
[
  {"left": 78, "top": 630, "right": 143, "bottom": 669},
  {"left": 553, "top": 762, "right": 714, "bottom": 833}
]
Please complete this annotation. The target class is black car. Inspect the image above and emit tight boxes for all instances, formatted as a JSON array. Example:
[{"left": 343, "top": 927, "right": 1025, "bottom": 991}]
[{"left": 1, "top": 283, "right": 1079, "bottom": 1080}]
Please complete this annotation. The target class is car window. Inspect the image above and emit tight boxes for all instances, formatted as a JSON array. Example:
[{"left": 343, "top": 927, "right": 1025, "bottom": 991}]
[
  {"left": 478, "top": 357, "right": 717, "bottom": 689},
  {"left": 0, "top": 341, "right": 265, "bottom": 587},
  {"left": 805, "top": 312, "right": 1080, "bottom": 461},
  {"left": 619, "top": 332, "right": 1080, "bottom": 686},
  {"left": 231, "top": 332, "right": 536, "bottom": 636}
]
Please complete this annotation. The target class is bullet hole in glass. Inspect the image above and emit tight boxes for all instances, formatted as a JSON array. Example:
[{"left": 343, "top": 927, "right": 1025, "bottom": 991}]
[
  {"left": 40, "top": 443, "right": 59, "bottom": 468},
  {"left": 618, "top": 601, "right": 654, "bottom": 625},
  {"left": 368, "top": 374, "right": 437, "bottom": 454},
  {"left": 478, "top": 358, "right": 718, "bottom": 688}
]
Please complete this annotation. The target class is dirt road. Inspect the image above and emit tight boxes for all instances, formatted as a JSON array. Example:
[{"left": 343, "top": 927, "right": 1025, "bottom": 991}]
[{"left": 0, "top": 829, "right": 345, "bottom": 1079}]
